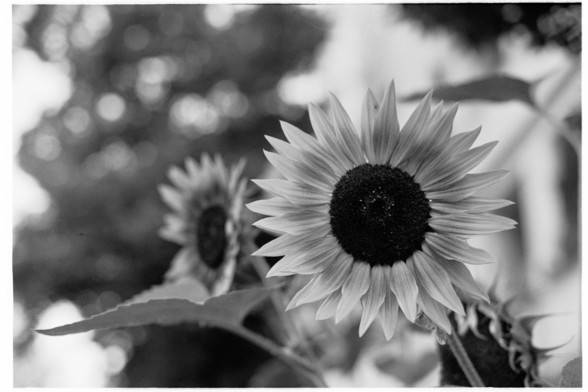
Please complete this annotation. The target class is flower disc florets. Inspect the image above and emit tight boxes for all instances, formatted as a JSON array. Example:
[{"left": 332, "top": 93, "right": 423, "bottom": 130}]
[
  {"left": 159, "top": 154, "right": 248, "bottom": 296},
  {"left": 197, "top": 205, "right": 228, "bottom": 269},
  {"left": 330, "top": 164, "right": 431, "bottom": 265}
]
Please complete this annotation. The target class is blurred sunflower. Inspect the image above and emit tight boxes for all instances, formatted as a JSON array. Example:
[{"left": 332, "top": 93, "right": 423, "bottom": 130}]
[
  {"left": 451, "top": 299, "right": 553, "bottom": 387},
  {"left": 159, "top": 154, "right": 248, "bottom": 296},
  {"left": 248, "top": 81, "right": 515, "bottom": 340}
]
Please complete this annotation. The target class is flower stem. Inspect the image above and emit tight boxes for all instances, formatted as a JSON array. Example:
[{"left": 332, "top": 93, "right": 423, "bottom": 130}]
[
  {"left": 223, "top": 321, "right": 328, "bottom": 387},
  {"left": 250, "top": 256, "right": 325, "bottom": 384},
  {"left": 447, "top": 326, "right": 485, "bottom": 387}
]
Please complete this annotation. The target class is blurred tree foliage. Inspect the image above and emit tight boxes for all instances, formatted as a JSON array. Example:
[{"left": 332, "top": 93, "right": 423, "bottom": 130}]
[
  {"left": 14, "top": 4, "right": 325, "bottom": 387},
  {"left": 400, "top": 3, "right": 581, "bottom": 54}
]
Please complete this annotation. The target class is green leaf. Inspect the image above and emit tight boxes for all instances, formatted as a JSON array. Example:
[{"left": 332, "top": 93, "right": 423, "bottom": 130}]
[
  {"left": 401, "top": 75, "right": 536, "bottom": 107},
  {"left": 560, "top": 356, "right": 582, "bottom": 387},
  {"left": 36, "top": 286, "right": 272, "bottom": 336},
  {"left": 125, "top": 277, "right": 210, "bottom": 304}
]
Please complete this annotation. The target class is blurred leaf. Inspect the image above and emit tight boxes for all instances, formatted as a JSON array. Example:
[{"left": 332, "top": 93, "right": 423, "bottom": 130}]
[
  {"left": 564, "top": 111, "right": 581, "bottom": 132},
  {"left": 559, "top": 356, "right": 582, "bottom": 387},
  {"left": 125, "top": 278, "right": 210, "bottom": 304},
  {"left": 375, "top": 351, "right": 439, "bottom": 385},
  {"left": 36, "top": 286, "right": 272, "bottom": 336},
  {"left": 248, "top": 358, "right": 313, "bottom": 387},
  {"left": 402, "top": 75, "right": 536, "bottom": 107}
]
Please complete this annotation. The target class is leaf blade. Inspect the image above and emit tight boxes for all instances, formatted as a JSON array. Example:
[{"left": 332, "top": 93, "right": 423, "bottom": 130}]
[
  {"left": 36, "top": 287, "right": 272, "bottom": 336},
  {"left": 402, "top": 75, "right": 536, "bottom": 107}
]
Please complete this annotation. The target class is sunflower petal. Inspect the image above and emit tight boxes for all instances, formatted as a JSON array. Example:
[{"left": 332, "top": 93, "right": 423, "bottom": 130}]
[
  {"left": 379, "top": 290, "right": 399, "bottom": 341},
  {"left": 431, "top": 197, "right": 513, "bottom": 215},
  {"left": 252, "top": 179, "right": 330, "bottom": 206},
  {"left": 336, "top": 261, "right": 371, "bottom": 323},
  {"left": 390, "top": 92, "right": 432, "bottom": 166},
  {"left": 165, "top": 247, "right": 196, "bottom": 280},
  {"left": 158, "top": 226, "right": 187, "bottom": 244},
  {"left": 265, "top": 236, "right": 339, "bottom": 276},
  {"left": 361, "top": 88, "right": 379, "bottom": 163},
  {"left": 328, "top": 93, "right": 365, "bottom": 165},
  {"left": 288, "top": 252, "right": 353, "bottom": 309},
  {"left": 416, "top": 285, "right": 452, "bottom": 334},
  {"left": 264, "top": 150, "right": 335, "bottom": 191},
  {"left": 185, "top": 157, "right": 200, "bottom": 179},
  {"left": 429, "top": 213, "right": 517, "bottom": 236},
  {"left": 419, "top": 141, "right": 498, "bottom": 190},
  {"left": 309, "top": 103, "right": 355, "bottom": 169},
  {"left": 253, "top": 229, "right": 328, "bottom": 257},
  {"left": 280, "top": 121, "right": 342, "bottom": 172},
  {"left": 435, "top": 257, "right": 490, "bottom": 303},
  {"left": 253, "top": 211, "right": 329, "bottom": 235},
  {"left": 158, "top": 184, "right": 185, "bottom": 212},
  {"left": 455, "top": 197, "right": 515, "bottom": 213},
  {"left": 448, "top": 126, "right": 482, "bottom": 154},
  {"left": 280, "top": 121, "right": 319, "bottom": 151},
  {"left": 316, "top": 290, "right": 343, "bottom": 320},
  {"left": 289, "top": 245, "right": 343, "bottom": 276},
  {"left": 359, "top": 265, "right": 387, "bottom": 336},
  {"left": 372, "top": 80, "right": 400, "bottom": 164},
  {"left": 424, "top": 232, "right": 495, "bottom": 265},
  {"left": 426, "top": 170, "right": 509, "bottom": 201},
  {"left": 265, "top": 136, "right": 341, "bottom": 179},
  {"left": 409, "top": 251, "right": 465, "bottom": 316},
  {"left": 429, "top": 102, "right": 458, "bottom": 142},
  {"left": 246, "top": 197, "right": 297, "bottom": 216},
  {"left": 389, "top": 261, "right": 419, "bottom": 322},
  {"left": 168, "top": 165, "right": 193, "bottom": 190}
]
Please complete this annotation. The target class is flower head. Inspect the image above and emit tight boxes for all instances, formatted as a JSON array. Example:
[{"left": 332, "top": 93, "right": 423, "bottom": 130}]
[
  {"left": 159, "top": 154, "right": 248, "bottom": 296},
  {"left": 248, "top": 81, "right": 515, "bottom": 339},
  {"left": 452, "top": 299, "right": 552, "bottom": 387}
]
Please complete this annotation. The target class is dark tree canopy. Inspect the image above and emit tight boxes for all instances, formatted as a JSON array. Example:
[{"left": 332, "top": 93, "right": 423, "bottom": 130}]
[
  {"left": 401, "top": 3, "right": 581, "bottom": 54},
  {"left": 14, "top": 4, "right": 326, "bottom": 386}
]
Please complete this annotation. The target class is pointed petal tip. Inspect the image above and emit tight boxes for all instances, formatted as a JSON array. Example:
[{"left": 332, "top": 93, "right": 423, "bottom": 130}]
[
  {"left": 285, "top": 299, "right": 300, "bottom": 312},
  {"left": 252, "top": 245, "right": 274, "bottom": 257},
  {"left": 358, "top": 324, "right": 369, "bottom": 338},
  {"left": 278, "top": 119, "right": 292, "bottom": 129},
  {"left": 314, "top": 313, "right": 331, "bottom": 321},
  {"left": 385, "top": 79, "right": 396, "bottom": 94}
]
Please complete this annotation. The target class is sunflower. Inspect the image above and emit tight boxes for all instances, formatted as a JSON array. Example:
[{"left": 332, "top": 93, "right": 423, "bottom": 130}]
[
  {"left": 158, "top": 154, "right": 248, "bottom": 296},
  {"left": 247, "top": 81, "right": 515, "bottom": 340},
  {"left": 453, "top": 292, "right": 559, "bottom": 386}
]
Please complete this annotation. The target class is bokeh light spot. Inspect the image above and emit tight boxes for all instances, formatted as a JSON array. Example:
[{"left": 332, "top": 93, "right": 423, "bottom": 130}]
[
  {"left": 123, "top": 24, "right": 149, "bottom": 51},
  {"left": 204, "top": 5, "right": 236, "bottom": 30},
  {"left": 170, "top": 94, "right": 220, "bottom": 136},
  {"left": 209, "top": 80, "right": 250, "bottom": 118},
  {"left": 96, "top": 93, "right": 126, "bottom": 122},
  {"left": 33, "top": 134, "right": 62, "bottom": 161},
  {"left": 63, "top": 106, "right": 91, "bottom": 135}
]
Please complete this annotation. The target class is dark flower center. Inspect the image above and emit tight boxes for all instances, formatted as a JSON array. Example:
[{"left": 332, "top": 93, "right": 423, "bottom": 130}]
[
  {"left": 329, "top": 164, "right": 431, "bottom": 266},
  {"left": 197, "top": 205, "right": 227, "bottom": 269}
]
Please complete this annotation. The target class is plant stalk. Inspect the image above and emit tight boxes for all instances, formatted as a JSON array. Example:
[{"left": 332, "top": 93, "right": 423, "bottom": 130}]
[
  {"left": 447, "top": 326, "right": 485, "bottom": 387},
  {"left": 224, "top": 322, "right": 328, "bottom": 387},
  {"left": 251, "top": 256, "right": 319, "bottom": 362}
]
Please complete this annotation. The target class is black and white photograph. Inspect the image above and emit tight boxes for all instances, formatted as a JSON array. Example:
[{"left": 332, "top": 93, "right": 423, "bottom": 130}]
[{"left": 11, "top": 2, "right": 581, "bottom": 388}]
